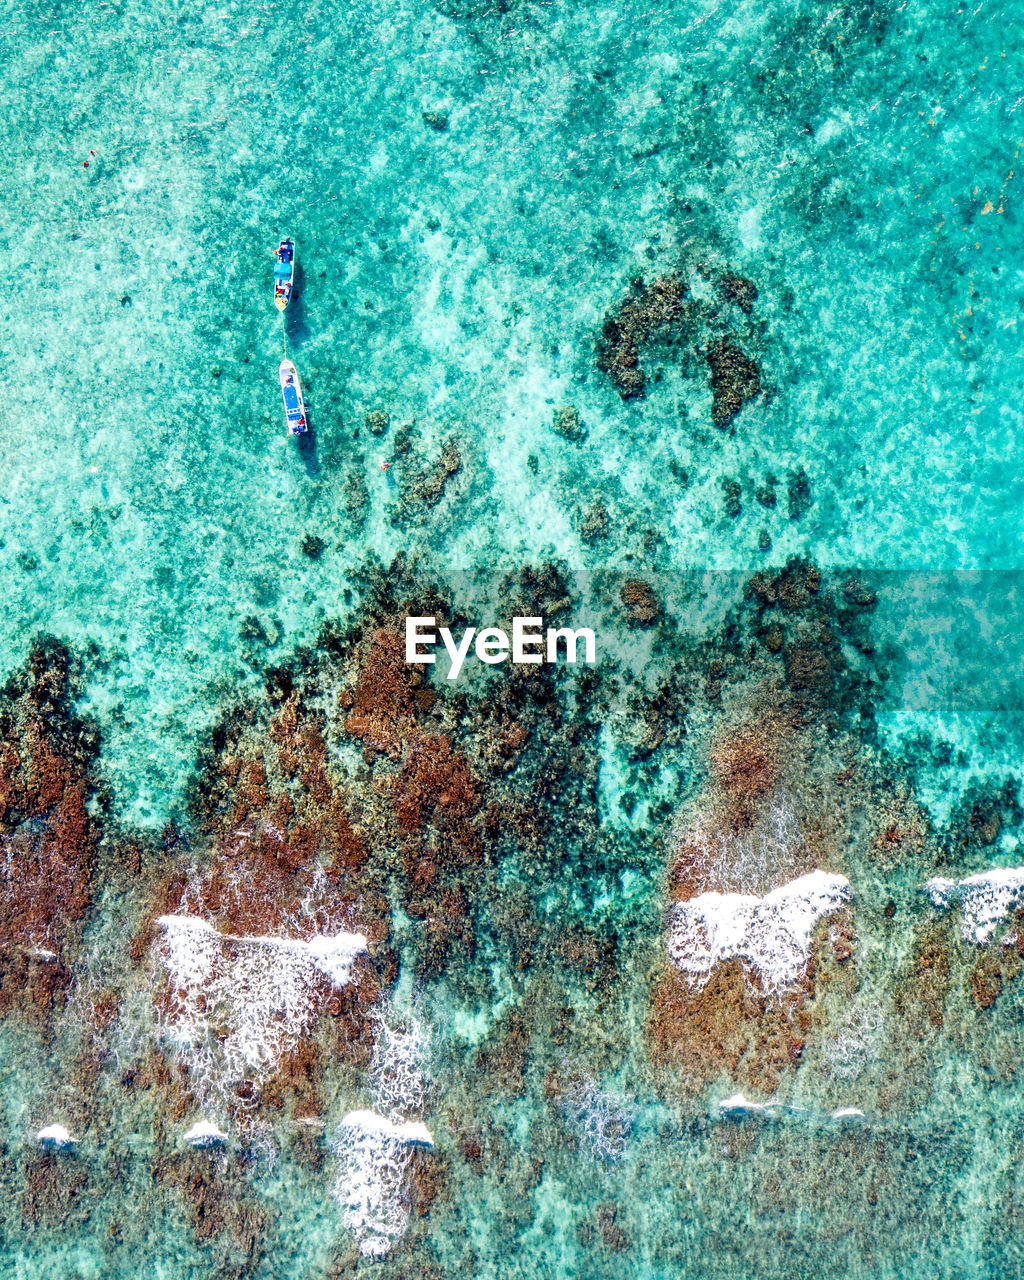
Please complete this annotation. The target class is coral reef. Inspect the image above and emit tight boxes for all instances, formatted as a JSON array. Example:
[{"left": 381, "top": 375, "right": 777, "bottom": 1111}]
[
  {"left": 401, "top": 438, "right": 462, "bottom": 514},
  {"left": 0, "top": 642, "right": 99, "bottom": 1026},
  {"left": 620, "top": 579, "right": 661, "bottom": 627},
  {"left": 596, "top": 274, "right": 688, "bottom": 399},
  {"left": 551, "top": 406, "right": 588, "bottom": 444},
  {"left": 718, "top": 273, "right": 759, "bottom": 314},
  {"left": 706, "top": 338, "right": 762, "bottom": 428},
  {"left": 1, "top": 553, "right": 1020, "bottom": 1274}
]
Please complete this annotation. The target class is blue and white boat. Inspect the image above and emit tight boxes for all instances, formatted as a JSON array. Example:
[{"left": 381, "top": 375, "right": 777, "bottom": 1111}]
[
  {"left": 279, "top": 359, "right": 308, "bottom": 435},
  {"left": 273, "top": 237, "right": 295, "bottom": 311}
]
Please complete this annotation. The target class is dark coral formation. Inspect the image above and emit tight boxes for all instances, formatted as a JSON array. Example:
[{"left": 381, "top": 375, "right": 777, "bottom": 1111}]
[
  {"left": 551, "top": 405, "right": 588, "bottom": 444},
  {"left": 20, "top": 1153, "right": 95, "bottom": 1229},
  {"left": 722, "top": 477, "right": 742, "bottom": 518},
  {"left": 596, "top": 275, "right": 688, "bottom": 399},
  {"left": 365, "top": 408, "right": 390, "bottom": 436},
  {"left": 579, "top": 499, "right": 610, "bottom": 542},
  {"left": 710, "top": 720, "right": 781, "bottom": 807},
  {"left": 787, "top": 465, "right": 814, "bottom": 521},
  {"left": 706, "top": 337, "right": 761, "bottom": 427},
  {"left": 595, "top": 263, "right": 766, "bottom": 427},
  {"left": 152, "top": 1148, "right": 270, "bottom": 1261},
  {"left": 402, "top": 437, "right": 462, "bottom": 512},
  {"left": 718, "top": 272, "right": 759, "bottom": 314}
]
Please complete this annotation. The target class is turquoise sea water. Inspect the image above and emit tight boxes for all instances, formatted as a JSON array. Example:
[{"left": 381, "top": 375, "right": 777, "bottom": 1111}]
[{"left": 2, "top": 0, "right": 1024, "bottom": 1274}]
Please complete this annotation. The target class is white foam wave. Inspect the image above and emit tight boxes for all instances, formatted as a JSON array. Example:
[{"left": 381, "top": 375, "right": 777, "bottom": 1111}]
[
  {"left": 718, "top": 1093, "right": 774, "bottom": 1118},
  {"left": 154, "top": 914, "right": 367, "bottom": 1104},
  {"left": 680, "top": 797, "right": 809, "bottom": 897},
  {"left": 668, "top": 870, "right": 851, "bottom": 996},
  {"left": 331, "top": 1006, "right": 430, "bottom": 1259},
  {"left": 925, "top": 867, "right": 1024, "bottom": 942},
  {"left": 36, "top": 1124, "right": 75, "bottom": 1148},
  {"left": 183, "top": 1119, "right": 227, "bottom": 1147},
  {"left": 339, "top": 1110, "right": 434, "bottom": 1147}
]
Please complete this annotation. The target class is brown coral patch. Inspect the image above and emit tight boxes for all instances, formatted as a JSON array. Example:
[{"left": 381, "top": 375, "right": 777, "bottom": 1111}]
[
  {"left": 580, "top": 499, "right": 610, "bottom": 542},
  {"left": 139, "top": 667, "right": 394, "bottom": 1129},
  {"left": 710, "top": 726, "right": 780, "bottom": 806},
  {"left": 0, "top": 644, "right": 98, "bottom": 1024},
  {"left": 20, "top": 1153, "right": 94, "bottom": 1228},
  {"left": 784, "top": 644, "right": 834, "bottom": 698},
  {"left": 596, "top": 1203, "right": 630, "bottom": 1253},
  {"left": 391, "top": 732, "right": 479, "bottom": 842},
  {"left": 267, "top": 1037, "right": 325, "bottom": 1118},
  {"left": 411, "top": 1146, "right": 450, "bottom": 1217},
  {"left": 969, "top": 951, "right": 1004, "bottom": 1010},
  {"left": 648, "top": 961, "right": 813, "bottom": 1096},
  {"left": 344, "top": 626, "right": 419, "bottom": 760},
  {"left": 620, "top": 579, "right": 662, "bottom": 627},
  {"left": 896, "top": 924, "right": 951, "bottom": 1029},
  {"left": 153, "top": 1149, "right": 270, "bottom": 1257},
  {"left": 669, "top": 722, "right": 817, "bottom": 901}
]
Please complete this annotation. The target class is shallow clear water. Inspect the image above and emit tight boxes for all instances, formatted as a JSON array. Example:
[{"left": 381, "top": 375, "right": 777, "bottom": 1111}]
[{"left": 1, "top": 0, "right": 1024, "bottom": 1274}]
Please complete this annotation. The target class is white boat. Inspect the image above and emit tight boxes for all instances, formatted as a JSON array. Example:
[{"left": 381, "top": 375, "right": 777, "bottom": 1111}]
[{"left": 279, "top": 359, "right": 309, "bottom": 435}]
